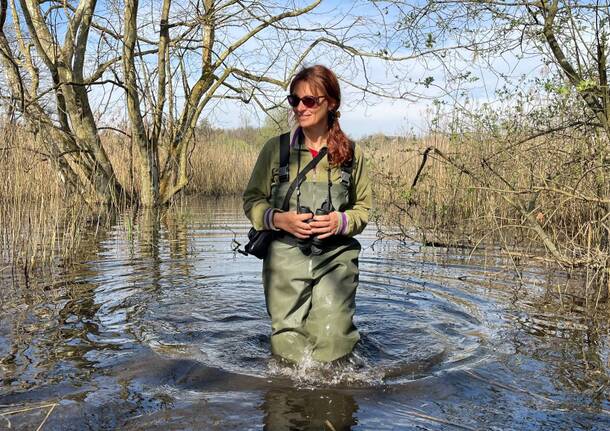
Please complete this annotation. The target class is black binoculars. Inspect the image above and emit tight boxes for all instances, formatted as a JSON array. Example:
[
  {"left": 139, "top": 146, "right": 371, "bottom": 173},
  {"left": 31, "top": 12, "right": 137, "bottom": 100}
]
[{"left": 297, "top": 200, "right": 334, "bottom": 255}]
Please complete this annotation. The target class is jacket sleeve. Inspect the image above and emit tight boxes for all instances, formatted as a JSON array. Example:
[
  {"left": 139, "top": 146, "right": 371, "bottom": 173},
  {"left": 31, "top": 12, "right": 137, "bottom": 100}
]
[
  {"left": 342, "top": 143, "right": 372, "bottom": 236},
  {"left": 243, "top": 138, "right": 276, "bottom": 231}
]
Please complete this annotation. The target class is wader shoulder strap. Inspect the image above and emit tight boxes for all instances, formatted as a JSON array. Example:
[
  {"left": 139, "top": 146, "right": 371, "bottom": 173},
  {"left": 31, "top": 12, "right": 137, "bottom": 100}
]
[
  {"left": 279, "top": 132, "right": 290, "bottom": 183},
  {"left": 340, "top": 142, "right": 356, "bottom": 187},
  {"left": 280, "top": 147, "right": 328, "bottom": 211}
]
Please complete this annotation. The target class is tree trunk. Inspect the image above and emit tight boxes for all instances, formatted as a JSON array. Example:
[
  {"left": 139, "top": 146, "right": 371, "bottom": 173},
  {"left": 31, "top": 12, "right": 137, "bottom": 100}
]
[{"left": 124, "top": 0, "right": 159, "bottom": 207}]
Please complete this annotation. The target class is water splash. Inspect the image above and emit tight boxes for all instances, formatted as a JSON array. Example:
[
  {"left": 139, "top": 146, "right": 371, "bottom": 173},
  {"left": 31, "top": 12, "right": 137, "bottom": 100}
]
[{"left": 267, "top": 348, "right": 384, "bottom": 387}]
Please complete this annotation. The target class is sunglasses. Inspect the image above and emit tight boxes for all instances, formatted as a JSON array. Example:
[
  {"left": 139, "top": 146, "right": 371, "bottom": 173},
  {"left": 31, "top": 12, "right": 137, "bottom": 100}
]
[{"left": 286, "top": 94, "right": 325, "bottom": 108}]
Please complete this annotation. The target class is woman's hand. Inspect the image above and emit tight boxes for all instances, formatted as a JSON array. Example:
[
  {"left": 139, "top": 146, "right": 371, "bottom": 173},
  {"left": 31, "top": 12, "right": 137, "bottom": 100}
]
[
  {"left": 310, "top": 211, "right": 339, "bottom": 239},
  {"left": 273, "top": 211, "right": 313, "bottom": 239}
]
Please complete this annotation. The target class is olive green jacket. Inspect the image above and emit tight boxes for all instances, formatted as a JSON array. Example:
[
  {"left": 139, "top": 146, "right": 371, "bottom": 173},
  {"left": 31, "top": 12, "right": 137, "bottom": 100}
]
[{"left": 243, "top": 130, "right": 371, "bottom": 237}]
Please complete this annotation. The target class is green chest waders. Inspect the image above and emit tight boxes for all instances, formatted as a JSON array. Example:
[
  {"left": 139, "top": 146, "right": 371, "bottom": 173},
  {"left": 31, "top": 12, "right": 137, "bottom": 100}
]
[{"left": 263, "top": 133, "right": 361, "bottom": 363}]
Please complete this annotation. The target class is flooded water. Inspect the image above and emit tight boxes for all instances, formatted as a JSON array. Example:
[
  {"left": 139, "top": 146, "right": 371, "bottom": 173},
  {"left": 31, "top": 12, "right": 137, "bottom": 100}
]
[{"left": 1, "top": 197, "right": 609, "bottom": 430}]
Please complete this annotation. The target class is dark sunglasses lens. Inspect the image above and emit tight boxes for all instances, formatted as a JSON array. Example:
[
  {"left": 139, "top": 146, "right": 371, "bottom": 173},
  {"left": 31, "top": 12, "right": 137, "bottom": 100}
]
[
  {"left": 301, "top": 96, "right": 317, "bottom": 108},
  {"left": 287, "top": 95, "right": 319, "bottom": 108},
  {"left": 287, "top": 95, "right": 299, "bottom": 107}
]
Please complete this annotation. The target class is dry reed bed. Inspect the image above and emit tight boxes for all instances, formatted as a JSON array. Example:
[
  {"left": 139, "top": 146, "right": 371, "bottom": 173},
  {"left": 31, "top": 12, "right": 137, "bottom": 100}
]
[
  {"left": 369, "top": 130, "right": 610, "bottom": 297},
  {"left": 366, "top": 134, "right": 494, "bottom": 240},
  {"left": 0, "top": 127, "right": 91, "bottom": 269},
  {"left": 103, "top": 127, "right": 264, "bottom": 197},
  {"left": 368, "top": 132, "right": 608, "bottom": 236},
  {"left": 1, "top": 126, "right": 266, "bottom": 269},
  {"left": 3, "top": 125, "right": 609, "bottom": 289}
]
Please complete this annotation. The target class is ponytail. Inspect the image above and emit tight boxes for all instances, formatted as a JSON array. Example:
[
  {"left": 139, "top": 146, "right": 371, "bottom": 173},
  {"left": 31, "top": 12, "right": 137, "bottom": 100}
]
[{"left": 327, "top": 111, "right": 352, "bottom": 166}]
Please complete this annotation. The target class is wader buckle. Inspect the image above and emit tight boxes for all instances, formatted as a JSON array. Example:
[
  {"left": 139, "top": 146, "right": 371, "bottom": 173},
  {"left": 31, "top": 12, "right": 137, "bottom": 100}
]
[
  {"left": 341, "top": 170, "right": 351, "bottom": 187},
  {"left": 278, "top": 166, "right": 289, "bottom": 182}
]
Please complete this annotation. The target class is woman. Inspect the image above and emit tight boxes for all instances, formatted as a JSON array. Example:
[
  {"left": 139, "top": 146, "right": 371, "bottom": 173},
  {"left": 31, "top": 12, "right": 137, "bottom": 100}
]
[{"left": 243, "top": 65, "right": 371, "bottom": 363}]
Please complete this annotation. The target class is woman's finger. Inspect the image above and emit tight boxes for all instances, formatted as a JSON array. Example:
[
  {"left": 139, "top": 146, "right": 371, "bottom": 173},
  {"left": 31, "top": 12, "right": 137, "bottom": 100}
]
[
  {"left": 295, "top": 226, "right": 312, "bottom": 235},
  {"left": 296, "top": 212, "right": 314, "bottom": 221},
  {"left": 316, "top": 231, "right": 333, "bottom": 240},
  {"left": 311, "top": 225, "right": 331, "bottom": 234}
]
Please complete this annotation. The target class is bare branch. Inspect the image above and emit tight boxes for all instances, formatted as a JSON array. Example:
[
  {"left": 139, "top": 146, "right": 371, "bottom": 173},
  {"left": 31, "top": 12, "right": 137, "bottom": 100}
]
[{"left": 212, "top": 0, "right": 321, "bottom": 71}]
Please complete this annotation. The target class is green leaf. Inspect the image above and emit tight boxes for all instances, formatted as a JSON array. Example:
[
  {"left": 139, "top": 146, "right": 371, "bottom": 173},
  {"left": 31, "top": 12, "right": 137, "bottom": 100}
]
[{"left": 576, "top": 79, "right": 596, "bottom": 92}]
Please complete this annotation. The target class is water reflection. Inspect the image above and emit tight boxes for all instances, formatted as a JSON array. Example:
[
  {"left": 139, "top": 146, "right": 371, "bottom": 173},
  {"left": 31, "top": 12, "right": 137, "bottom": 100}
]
[
  {"left": 262, "top": 388, "right": 358, "bottom": 431},
  {"left": 139, "top": 207, "right": 161, "bottom": 259},
  {"left": 0, "top": 196, "right": 609, "bottom": 430},
  {"left": 512, "top": 311, "right": 610, "bottom": 406}
]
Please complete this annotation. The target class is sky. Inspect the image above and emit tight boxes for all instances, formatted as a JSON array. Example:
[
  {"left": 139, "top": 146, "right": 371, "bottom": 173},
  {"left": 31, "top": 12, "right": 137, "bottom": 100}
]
[
  {"left": 207, "top": 91, "right": 433, "bottom": 138},
  {"left": 197, "top": 0, "right": 547, "bottom": 138},
  {"left": 3, "top": 0, "right": 549, "bottom": 138},
  {"left": 188, "top": 0, "right": 432, "bottom": 138}
]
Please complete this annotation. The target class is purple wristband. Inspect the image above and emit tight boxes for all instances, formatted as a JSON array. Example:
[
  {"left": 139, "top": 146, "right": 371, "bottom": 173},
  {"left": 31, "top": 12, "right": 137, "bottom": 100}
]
[{"left": 340, "top": 212, "right": 348, "bottom": 235}]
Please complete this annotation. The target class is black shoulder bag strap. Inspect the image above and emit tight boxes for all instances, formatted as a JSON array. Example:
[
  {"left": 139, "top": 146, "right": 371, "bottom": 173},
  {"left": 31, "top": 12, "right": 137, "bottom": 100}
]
[
  {"left": 278, "top": 132, "right": 290, "bottom": 183},
  {"left": 280, "top": 147, "right": 328, "bottom": 211}
]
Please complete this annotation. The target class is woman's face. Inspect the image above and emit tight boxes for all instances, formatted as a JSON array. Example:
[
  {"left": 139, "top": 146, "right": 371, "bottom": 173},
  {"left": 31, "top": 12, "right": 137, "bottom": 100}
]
[{"left": 291, "top": 80, "right": 335, "bottom": 131}]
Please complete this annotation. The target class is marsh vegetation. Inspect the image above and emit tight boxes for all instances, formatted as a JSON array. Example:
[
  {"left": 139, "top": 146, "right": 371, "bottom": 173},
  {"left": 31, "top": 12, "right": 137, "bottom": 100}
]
[
  {"left": 2, "top": 116, "right": 609, "bottom": 307},
  {"left": 1, "top": 0, "right": 610, "bottom": 427}
]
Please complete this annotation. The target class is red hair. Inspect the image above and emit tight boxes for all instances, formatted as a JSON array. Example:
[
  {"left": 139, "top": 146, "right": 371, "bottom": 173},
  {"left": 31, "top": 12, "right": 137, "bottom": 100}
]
[{"left": 289, "top": 65, "right": 352, "bottom": 166}]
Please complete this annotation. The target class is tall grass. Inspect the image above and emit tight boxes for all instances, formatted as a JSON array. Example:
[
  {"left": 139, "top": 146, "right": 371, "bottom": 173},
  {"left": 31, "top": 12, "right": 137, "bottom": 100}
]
[
  {"left": 103, "top": 125, "right": 272, "bottom": 197},
  {"left": 4, "top": 121, "right": 609, "bottom": 299},
  {"left": 366, "top": 133, "right": 505, "bottom": 243},
  {"left": 0, "top": 126, "right": 92, "bottom": 270},
  {"left": 1, "top": 124, "right": 272, "bottom": 269},
  {"left": 366, "top": 127, "right": 610, "bottom": 301},
  {"left": 185, "top": 131, "right": 262, "bottom": 195}
]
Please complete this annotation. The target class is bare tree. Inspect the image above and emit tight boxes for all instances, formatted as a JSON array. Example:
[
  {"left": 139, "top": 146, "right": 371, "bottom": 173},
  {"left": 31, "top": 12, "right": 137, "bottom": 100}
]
[
  {"left": 0, "top": 0, "right": 430, "bottom": 207},
  {"left": 377, "top": 0, "right": 610, "bottom": 291}
]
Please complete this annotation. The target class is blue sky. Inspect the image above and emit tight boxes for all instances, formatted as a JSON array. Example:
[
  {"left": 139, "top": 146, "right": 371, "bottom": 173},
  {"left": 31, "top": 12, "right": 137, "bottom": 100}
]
[
  {"left": 3, "top": 0, "right": 547, "bottom": 138},
  {"left": 197, "top": 0, "right": 431, "bottom": 136},
  {"left": 200, "top": 0, "right": 547, "bottom": 138}
]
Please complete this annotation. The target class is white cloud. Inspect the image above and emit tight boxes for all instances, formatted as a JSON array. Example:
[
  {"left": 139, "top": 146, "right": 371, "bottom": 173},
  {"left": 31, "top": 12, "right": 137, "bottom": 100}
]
[{"left": 342, "top": 98, "right": 430, "bottom": 138}]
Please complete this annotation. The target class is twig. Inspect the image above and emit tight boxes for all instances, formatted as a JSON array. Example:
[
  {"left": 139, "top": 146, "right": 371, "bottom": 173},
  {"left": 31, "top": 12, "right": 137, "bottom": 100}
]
[
  {"left": 465, "top": 369, "right": 610, "bottom": 416},
  {"left": 464, "top": 370, "right": 554, "bottom": 403},
  {"left": 35, "top": 403, "right": 56, "bottom": 431},
  {"left": 0, "top": 402, "right": 58, "bottom": 431},
  {"left": 0, "top": 403, "right": 58, "bottom": 416},
  {"left": 411, "top": 146, "right": 433, "bottom": 188}
]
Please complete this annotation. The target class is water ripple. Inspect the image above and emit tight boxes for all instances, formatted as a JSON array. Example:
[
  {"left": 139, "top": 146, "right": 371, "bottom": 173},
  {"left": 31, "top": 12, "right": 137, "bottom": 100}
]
[{"left": 1, "top": 197, "right": 608, "bottom": 430}]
